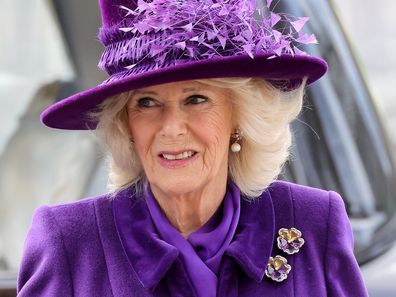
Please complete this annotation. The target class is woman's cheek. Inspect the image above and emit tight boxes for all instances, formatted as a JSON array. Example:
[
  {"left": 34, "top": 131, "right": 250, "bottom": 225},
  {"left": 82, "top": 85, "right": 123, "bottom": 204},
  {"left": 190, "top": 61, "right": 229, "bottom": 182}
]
[{"left": 201, "top": 122, "right": 230, "bottom": 168}]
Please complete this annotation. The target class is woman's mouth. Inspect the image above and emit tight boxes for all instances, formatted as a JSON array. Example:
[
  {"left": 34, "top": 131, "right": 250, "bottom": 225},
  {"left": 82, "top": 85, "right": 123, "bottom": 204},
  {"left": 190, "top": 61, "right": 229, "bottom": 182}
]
[
  {"left": 158, "top": 150, "right": 198, "bottom": 168},
  {"left": 160, "top": 150, "right": 197, "bottom": 160}
]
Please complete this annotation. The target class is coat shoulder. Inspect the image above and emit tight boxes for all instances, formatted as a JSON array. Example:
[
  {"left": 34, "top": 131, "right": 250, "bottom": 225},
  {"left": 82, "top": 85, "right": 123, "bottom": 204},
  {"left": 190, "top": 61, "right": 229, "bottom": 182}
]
[
  {"left": 43, "top": 193, "right": 111, "bottom": 228},
  {"left": 18, "top": 194, "right": 115, "bottom": 296},
  {"left": 266, "top": 180, "right": 347, "bottom": 236},
  {"left": 33, "top": 193, "right": 114, "bottom": 252},
  {"left": 268, "top": 180, "right": 330, "bottom": 201},
  {"left": 267, "top": 180, "right": 344, "bottom": 215}
]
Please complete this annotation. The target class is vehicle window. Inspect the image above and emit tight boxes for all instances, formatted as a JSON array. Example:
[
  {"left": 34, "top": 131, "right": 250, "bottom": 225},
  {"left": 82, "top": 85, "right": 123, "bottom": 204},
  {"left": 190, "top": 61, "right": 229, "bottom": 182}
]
[
  {"left": 331, "top": 0, "right": 396, "bottom": 138},
  {"left": 329, "top": 0, "right": 396, "bottom": 254}
]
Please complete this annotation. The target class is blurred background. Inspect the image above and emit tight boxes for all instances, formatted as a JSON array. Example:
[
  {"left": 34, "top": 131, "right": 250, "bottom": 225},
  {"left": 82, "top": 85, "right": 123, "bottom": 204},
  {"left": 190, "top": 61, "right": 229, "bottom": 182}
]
[{"left": 1, "top": 0, "right": 396, "bottom": 296}]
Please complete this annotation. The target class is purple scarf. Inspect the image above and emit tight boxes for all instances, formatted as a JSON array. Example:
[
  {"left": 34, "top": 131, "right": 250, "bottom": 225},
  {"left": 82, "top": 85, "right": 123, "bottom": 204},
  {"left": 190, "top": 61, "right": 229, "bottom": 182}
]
[{"left": 145, "top": 180, "right": 241, "bottom": 297}]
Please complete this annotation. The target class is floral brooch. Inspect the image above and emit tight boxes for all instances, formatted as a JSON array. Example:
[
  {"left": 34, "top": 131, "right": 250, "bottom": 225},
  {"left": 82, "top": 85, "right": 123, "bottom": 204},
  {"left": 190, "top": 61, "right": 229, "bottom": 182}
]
[
  {"left": 277, "top": 227, "right": 305, "bottom": 255},
  {"left": 265, "top": 227, "right": 305, "bottom": 282},
  {"left": 265, "top": 255, "right": 292, "bottom": 282}
]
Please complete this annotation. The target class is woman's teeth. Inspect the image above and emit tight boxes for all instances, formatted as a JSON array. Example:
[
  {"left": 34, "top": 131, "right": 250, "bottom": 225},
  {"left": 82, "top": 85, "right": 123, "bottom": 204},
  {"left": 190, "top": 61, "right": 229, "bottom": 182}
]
[{"left": 162, "top": 151, "right": 195, "bottom": 160}]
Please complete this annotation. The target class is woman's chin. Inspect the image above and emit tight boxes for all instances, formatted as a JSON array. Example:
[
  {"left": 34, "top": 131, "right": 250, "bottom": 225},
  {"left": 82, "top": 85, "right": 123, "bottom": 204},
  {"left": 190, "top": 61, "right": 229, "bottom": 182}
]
[{"left": 151, "top": 176, "right": 205, "bottom": 196}]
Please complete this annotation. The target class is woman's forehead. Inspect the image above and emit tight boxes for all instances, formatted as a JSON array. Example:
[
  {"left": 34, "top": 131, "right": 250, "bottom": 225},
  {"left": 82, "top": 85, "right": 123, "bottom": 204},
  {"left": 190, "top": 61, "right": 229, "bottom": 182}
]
[{"left": 135, "top": 80, "right": 213, "bottom": 94}]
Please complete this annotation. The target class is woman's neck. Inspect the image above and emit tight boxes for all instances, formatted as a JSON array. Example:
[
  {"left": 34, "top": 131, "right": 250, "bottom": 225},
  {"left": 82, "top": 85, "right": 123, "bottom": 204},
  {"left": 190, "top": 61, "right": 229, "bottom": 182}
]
[{"left": 150, "top": 178, "right": 227, "bottom": 238}]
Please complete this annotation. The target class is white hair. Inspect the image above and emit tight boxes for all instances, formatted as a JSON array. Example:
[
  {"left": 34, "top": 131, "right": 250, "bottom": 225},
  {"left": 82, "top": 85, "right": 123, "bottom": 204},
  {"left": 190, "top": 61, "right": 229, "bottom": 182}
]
[{"left": 90, "top": 77, "right": 305, "bottom": 198}]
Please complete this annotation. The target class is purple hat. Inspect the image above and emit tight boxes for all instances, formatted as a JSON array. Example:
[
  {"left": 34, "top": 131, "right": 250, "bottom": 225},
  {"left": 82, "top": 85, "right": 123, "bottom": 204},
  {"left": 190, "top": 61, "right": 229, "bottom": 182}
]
[{"left": 41, "top": 0, "right": 327, "bottom": 130}]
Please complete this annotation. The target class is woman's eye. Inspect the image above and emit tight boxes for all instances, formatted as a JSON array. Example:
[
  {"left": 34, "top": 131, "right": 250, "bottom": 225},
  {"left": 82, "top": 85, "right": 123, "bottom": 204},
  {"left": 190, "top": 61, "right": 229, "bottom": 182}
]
[
  {"left": 137, "top": 97, "right": 156, "bottom": 108},
  {"left": 187, "top": 95, "right": 208, "bottom": 105}
]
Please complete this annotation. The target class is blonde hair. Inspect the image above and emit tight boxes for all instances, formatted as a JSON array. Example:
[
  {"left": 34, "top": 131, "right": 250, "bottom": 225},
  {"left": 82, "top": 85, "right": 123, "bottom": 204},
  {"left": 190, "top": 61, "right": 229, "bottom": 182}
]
[{"left": 91, "top": 77, "right": 305, "bottom": 198}]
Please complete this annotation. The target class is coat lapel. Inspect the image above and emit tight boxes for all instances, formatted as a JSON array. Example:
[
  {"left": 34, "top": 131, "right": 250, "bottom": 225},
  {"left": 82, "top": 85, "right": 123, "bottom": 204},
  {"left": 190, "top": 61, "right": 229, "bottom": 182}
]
[
  {"left": 95, "top": 189, "right": 179, "bottom": 296},
  {"left": 221, "top": 181, "right": 296, "bottom": 297},
  {"left": 112, "top": 188, "right": 180, "bottom": 290},
  {"left": 225, "top": 188, "right": 275, "bottom": 281},
  {"left": 265, "top": 181, "right": 296, "bottom": 295},
  {"left": 94, "top": 196, "right": 152, "bottom": 296}
]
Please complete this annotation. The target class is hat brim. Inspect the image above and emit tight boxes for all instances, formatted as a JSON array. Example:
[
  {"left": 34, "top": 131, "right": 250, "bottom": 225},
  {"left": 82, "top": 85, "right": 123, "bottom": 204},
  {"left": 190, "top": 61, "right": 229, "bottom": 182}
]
[{"left": 41, "top": 53, "right": 327, "bottom": 130}]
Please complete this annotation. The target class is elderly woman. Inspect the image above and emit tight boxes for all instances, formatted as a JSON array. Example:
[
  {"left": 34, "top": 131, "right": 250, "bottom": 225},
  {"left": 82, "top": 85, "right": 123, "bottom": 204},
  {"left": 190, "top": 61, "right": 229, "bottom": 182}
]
[{"left": 17, "top": 0, "right": 368, "bottom": 296}]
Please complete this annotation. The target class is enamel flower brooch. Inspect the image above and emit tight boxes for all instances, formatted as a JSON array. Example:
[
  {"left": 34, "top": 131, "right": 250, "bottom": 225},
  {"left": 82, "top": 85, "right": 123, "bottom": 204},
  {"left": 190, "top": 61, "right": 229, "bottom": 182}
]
[
  {"left": 277, "top": 227, "right": 305, "bottom": 255},
  {"left": 265, "top": 255, "right": 292, "bottom": 282},
  {"left": 265, "top": 227, "right": 305, "bottom": 282}
]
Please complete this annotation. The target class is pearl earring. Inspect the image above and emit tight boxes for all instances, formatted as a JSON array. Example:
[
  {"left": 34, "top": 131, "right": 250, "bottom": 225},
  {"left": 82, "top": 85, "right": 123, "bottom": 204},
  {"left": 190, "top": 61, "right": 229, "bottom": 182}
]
[{"left": 231, "top": 129, "right": 242, "bottom": 153}]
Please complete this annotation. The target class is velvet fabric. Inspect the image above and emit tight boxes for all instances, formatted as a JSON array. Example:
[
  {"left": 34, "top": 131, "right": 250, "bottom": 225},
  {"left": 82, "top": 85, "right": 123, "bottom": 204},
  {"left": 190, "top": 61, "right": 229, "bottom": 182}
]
[
  {"left": 17, "top": 180, "right": 369, "bottom": 296},
  {"left": 39, "top": 0, "right": 328, "bottom": 130},
  {"left": 40, "top": 54, "right": 328, "bottom": 131}
]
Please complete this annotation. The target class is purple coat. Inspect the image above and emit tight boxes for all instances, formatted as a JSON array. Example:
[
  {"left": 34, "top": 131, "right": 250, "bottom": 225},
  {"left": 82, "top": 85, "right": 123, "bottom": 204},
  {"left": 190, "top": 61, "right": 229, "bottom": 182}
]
[{"left": 17, "top": 180, "right": 368, "bottom": 296}]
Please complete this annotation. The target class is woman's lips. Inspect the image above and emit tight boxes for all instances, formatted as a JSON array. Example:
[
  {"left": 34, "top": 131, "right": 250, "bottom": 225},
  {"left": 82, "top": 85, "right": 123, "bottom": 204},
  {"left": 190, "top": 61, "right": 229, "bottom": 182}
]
[{"left": 157, "top": 150, "right": 198, "bottom": 169}]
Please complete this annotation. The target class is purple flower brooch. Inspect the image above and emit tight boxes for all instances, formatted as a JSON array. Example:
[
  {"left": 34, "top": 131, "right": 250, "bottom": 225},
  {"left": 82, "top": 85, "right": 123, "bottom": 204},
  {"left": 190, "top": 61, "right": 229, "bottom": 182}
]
[
  {"left": 265, "top": 227, "right": 305, "bottom": 282},
  {"left": 265, "top": 255, "right": 292, "bottom": 282},
  {"left": 277, "top": 227, "right": 305, "bottom": 255}
]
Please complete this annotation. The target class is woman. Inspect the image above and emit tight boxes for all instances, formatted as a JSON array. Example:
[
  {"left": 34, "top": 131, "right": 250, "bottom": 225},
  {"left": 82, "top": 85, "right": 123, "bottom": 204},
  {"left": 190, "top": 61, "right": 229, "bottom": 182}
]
[{"left": 17, "top": 0, "right": 368, "bottom": 296}]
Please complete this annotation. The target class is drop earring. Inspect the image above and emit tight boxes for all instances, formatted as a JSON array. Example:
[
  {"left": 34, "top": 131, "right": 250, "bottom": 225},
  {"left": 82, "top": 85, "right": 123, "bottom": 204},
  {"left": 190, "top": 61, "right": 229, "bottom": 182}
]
[{"left": 231, "top": 129, "right": 242, "bottom": 153}]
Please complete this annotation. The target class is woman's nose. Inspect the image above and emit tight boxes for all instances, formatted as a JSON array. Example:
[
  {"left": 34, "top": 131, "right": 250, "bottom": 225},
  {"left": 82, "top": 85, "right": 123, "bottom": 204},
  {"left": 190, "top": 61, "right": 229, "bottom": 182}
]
[{"left": 159, "top": 105, "right": 188, "bottom": 138}]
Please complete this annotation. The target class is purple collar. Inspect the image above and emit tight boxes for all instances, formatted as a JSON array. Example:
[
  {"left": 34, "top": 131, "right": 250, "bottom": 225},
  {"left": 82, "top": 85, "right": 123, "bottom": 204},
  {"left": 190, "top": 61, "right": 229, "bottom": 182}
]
[{"left": 113, "top": 183, "right": 275, "bottom": 290}]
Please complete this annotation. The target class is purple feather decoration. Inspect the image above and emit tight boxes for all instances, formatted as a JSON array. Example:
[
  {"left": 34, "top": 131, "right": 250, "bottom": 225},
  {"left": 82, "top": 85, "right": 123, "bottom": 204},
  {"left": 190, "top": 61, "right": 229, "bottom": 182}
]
[{"left": 98, "top": 0, "right": 318, "bottom": 80}]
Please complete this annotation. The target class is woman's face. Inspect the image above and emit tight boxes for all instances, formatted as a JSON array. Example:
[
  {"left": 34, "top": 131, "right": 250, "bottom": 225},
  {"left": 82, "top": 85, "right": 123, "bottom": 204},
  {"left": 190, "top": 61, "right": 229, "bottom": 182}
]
[{"left": 127, "top": 80, "right": 234, "bottom": 196}]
